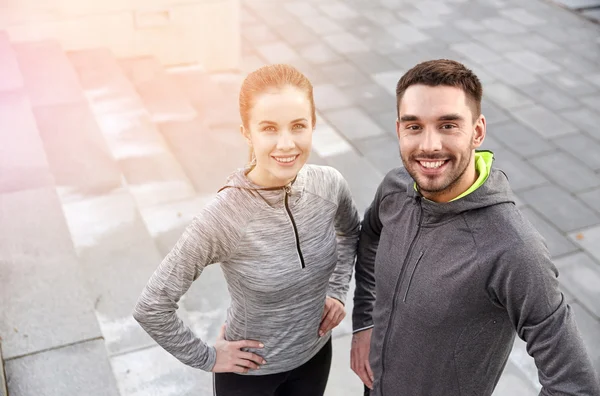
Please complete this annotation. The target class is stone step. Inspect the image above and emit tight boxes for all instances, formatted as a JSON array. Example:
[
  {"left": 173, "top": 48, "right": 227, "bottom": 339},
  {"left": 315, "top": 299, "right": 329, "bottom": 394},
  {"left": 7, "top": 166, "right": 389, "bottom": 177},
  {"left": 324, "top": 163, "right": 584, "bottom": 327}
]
[
  {"left": 119, "top": 56, "right": 197, "bottom": 123},
  {"left": 0, "top": 91, "right": 53, "bottom": 193},
  {"left": 68, "top": 48, "right": 196, "bottom": 209},
  {"left": 12, "top": 40, "right": 84, "bottom": 107},
  {"left": 4, "top": 340, "right": 120, "bottom": 396},
  {"left": 159, "top": 118, "right": 247, "bottom": 194},
  {"left": 0, "top": 187, "right": 101, "bottom": 360},
  {"left": 0, "top": 31, "right": 23, "bottom": 92},
  {"left": 33, "top": 103, "right": 123, "bottom": 200}
]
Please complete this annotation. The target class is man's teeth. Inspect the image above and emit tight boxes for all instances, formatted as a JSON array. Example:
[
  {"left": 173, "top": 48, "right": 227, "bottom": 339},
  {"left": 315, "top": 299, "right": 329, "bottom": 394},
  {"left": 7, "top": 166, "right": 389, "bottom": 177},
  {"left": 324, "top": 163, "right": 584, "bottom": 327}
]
[
  {"left": 275, "top": 156, "right": 297, "bottom": 163},
  {"left": 420, "top": 160, "right": 445, "bottom": 169}
]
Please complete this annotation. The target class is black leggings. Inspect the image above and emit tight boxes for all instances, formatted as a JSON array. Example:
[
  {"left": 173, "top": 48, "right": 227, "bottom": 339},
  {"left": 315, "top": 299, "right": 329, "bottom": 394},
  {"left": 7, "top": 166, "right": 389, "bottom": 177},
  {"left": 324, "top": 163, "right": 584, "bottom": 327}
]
[{"left": 213, "top": 338, "right": 332, "bottom": 396}]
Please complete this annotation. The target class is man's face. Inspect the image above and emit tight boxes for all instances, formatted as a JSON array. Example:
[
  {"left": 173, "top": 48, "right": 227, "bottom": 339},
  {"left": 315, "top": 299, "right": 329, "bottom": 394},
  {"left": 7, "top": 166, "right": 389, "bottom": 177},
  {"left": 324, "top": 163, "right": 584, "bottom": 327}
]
[{"left": 396, "top": 84, "right": 486, "bottom": 202}]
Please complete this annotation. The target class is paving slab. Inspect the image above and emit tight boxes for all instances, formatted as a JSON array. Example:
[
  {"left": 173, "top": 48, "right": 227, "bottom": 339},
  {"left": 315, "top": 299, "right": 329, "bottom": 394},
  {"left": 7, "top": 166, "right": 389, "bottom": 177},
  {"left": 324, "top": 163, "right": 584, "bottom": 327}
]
[
  {"left": 554, "top": 252, "right": 600, "bottom": 317},
  {"left": 570, "top": 302, "right": 600, "bottom": 376},
  {"left": 119, "top": 57, "right": 197, "bottom": 123},
  {"left": 33, "top": 103, "right": 122, "bottom": 197},
  {"left": 341, "top": 83, "right": 395, "bottom": 114},
  {"left": 160, "top": 118, "right": 248, "bottom": 195},
  {"left": 512, "top": 105, "right": 579, "bottom": 139},
  {"left": 517, "top": 81, "right": 581, "bottom": 111},
  {"left": 0, "top": 187, "right": 100, "bottom": 359},
  {"left": 5, "top": 340, "right": 119, "bottom": 396},
  {"left": 13, "top": 41, "right": 84, "bottom": 107},
  {"left": 490, "top": 121, "right": 555, "bottom": 157},
  {"left": 530, "top": 152, "right": 600, "bottom": 193},
  {"left": 569, "top": 225, "right": 600, "bottom": 266},
  {"left": 0, "top": 91, "right": 53, "bottom": 193},
  {"left": 321, "top": 107, "right": 386, "bottom": 142},
  {"left": 325, "top": 334, "right": 365, "bottom": 396},
  {"left": 0, "top": 32, "right": 23, "bottom": 92},
  {"left": 553, "top": 133, "right": 600, "bottom": 172},
  {"left": 270, "top": 20, "right": 320, "bottom": 47},
  {"left": 353, "top": 135, "right": 402, "bottom": 176},
  {"left": 577, "top": 187, "right": 600, "bottom": 215},
  {"left": 519, "top": 207, "right": 580, "bottom": 258},
  {"left": 61, "top": 188, "right": 162, "bottom": 355},
  {"left": 313, "top": 83, "right": 354, "bottom": 111},
  {"left": 492, "top": 148, "right": 549, "bottom": 192}
]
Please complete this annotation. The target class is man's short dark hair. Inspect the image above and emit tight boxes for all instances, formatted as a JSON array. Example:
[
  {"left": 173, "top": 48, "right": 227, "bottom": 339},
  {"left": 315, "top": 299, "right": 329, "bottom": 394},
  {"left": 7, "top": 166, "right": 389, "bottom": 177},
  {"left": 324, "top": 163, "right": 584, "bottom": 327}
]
[{"left": 396, "top": 59, "right": 483, "bottom": 120}]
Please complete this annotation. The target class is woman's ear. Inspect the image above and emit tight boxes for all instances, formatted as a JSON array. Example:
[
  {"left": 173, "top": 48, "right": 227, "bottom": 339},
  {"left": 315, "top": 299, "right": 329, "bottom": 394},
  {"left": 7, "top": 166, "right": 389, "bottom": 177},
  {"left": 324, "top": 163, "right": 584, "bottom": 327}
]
[{"left": 240, "top": 124, "right": 252, "bottom": 146}]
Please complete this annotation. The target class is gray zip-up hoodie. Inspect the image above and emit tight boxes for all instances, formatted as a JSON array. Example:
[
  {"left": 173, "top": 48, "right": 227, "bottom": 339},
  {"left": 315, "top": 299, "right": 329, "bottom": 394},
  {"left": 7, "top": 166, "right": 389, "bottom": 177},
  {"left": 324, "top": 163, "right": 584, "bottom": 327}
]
[
  {"left": 134, "top": 164, "right": 360, "bottom": 375},
  {"left": 353, "top": 161, "right": 600, "bottom": 395}
]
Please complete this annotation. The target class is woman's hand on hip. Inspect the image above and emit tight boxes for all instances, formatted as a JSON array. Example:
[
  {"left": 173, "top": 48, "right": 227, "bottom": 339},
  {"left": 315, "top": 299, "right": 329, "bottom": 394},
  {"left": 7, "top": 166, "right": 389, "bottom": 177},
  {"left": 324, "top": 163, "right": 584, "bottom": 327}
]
[
  {"left": 319, "top": 296, "right": 346, "bottom": 337},
  {"left": 212, "top": 324, "right": 266, "bottom": 373}
]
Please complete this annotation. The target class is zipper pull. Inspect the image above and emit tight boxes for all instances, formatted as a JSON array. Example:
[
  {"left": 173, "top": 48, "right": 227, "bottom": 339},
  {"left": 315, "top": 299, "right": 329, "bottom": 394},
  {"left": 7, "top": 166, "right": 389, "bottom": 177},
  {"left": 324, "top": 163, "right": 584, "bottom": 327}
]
[{"left": 284, "top": 185, "right": 291, "bottom": 194}]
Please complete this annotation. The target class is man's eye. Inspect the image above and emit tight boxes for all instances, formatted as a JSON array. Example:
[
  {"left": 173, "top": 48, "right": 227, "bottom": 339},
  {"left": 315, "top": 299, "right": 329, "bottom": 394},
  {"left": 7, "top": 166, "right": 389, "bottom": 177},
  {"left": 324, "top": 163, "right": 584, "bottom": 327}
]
[
  {"left": 441, "top": 124, "right": 456, "bottom": 130},
  {"left": 407, "top": 125, "right": 420, "bottom": 131}
]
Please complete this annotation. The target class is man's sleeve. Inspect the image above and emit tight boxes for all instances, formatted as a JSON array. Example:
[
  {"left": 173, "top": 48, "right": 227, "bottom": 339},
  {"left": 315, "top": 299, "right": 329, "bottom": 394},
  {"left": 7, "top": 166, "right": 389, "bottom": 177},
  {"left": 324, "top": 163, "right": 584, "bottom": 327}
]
[
  {"left": 352, "top": 181, "right": 385, "bottom": 333},
  {"left": 488, "top": 233, "right": 600, "bottom": 395}
]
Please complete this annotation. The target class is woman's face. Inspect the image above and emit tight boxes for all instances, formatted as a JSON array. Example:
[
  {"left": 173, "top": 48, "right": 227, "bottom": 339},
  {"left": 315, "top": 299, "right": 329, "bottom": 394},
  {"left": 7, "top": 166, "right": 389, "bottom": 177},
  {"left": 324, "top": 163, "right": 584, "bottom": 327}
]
[{"left": 243, "top": 85, "right": 314, "bottom": 188}]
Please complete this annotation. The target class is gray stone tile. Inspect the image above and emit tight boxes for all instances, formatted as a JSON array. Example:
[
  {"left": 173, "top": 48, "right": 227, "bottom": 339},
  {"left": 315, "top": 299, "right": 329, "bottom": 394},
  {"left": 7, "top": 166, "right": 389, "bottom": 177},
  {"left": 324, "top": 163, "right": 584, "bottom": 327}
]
[
  {"left": 520, "top": 185, "right": 600, "bottom": 232},
  {"left": 537, "top": 25, "right": 598, "bottom": 44},
  {"left": 353, "top": 135, "right": 402, "bottom": 175},
  {"left": 314, "top": 83, "right": 353, "bottom": 111},
  {"left": 0, "top": 187, "right": 101, "bottom": 359},
  {"left": 531, "top": 151, "right": 600, "bottom": 192},
  {"left": 389, "top": 50, "right": 439, "bottom": 71},
  {"left": 326, "top": 334, "right": 365, "bottom": 396},
  {"left": 544, "top": 50, "right": 600, "bottom": 75},
  {"left": 570, "top": 225, "right": 600, "bottom": 269},
  {"left": 111, "top": 345, "right": 214, "bottom": 396},
  {"left": 33, "top": 103, "right": 122, "bottom": 196},
  {"left": 490, "top": 121, "right": 554, "bottom": 157},
  {"left": 321, "top": 107, "right": 386, "bottom": 141},
  {"left": 0, "top": 32, "right": 23, "bottom": 92},
  {"left": 320, "top": 62, "right": 371, "bottom": 88},
  {"left": 363, "top": 8, "right": 404, "bottom": 26},
  {"left": 270, "top": 21, "right": 320, "bottom": 47},
  {"left": 318, "top": 2, "right": 360, "bottom": 20},
  {"left": 385, "top": 25, "right": 432, "bottom": 45},
  {"left": 578, "top": 187, "right": 600, "bottom": 214},
  {"left": 160, "top": 119, "right": 248, "bottom": 194},
  {"left": 520, "top": 207, "right": 580, "bottom": 258},
  {"left": 240, "top": 53, "right": 267, "bottom": 74},
  {"left": 566, "top": 41, "right": 600, "bottom": 65},
  {"left": 498, "top": 8, "right": 546, "bottom": 26},
  {"left": 298, "top": 42, "right": 343, "bottom": 65},
  {"left": 483, "top": 62, "right": 538, "bottom": 86},
  {"left": 473, "top": 33, "right": 524, "bottom": 52},
  {"left": 586, "top": 74, "right": 600, "bottom": 89},
  {"left": 554, "top": 252, "right": 600, "bottom": 318},
  {"left": 553, "top": 133, "right": 600, "bottom": 172},
  {"left": 323, "top": 32, "right": 369, "bottom": 54},
  {"left": 562, "top": 108, "right": 600, "bottom": 141},
  {"left": 517, "top": 82, "right": 581, "bottom": 111},
  {"left": 512, "top": 105, "right": 579, "bottom": 139},
  {"left": 256, "top": 41, "right": 300, "bottom": 64},
  {"left": 283, "top": 1, "right": 320, "bottom": 17},
  {"left": 541, "top": 72, "right": 599, "bottom": 96},
  {"left": 0, "top": 91, "right": 54, "bottom": 193},
  {"left": 484, "top": 83, "right": 534, "bottom": 110},
  {"left": 453, "top": 18, "right": 488, "bottom": 34},
  {"left": 299, "top": 15, "right": 344, "bottom": 35},
  {"left": 322, "top": 151, "right": 383, "bottom": 213},
  {"left": 419, "top": 25, "right": 471, "bottom": 44},
  {"left": 341, "top": 83, "right": 395, "bottom": 114},
  {"left": 5, "top": 340, "right": 120, "bottom": 396},
  {"left": 491, "top": 148, "right": 549, "bottom": 192},
  {"left": 570, "top": 302, "right": 600, "bottom": 377},
  {"left": 13, "top": 41, "right": 85, "bottom": 107},
  {"left": 241, "top": 24, "right": 279, "bottom": 45},
  {"left": 503, "top": 51, "right": 561, "bottom": 74},
  {"left": 580, "top": 95, "right": 600, "bottom": 112},
  {"left": 480, "top": 135, "right": 506, "bottom": 154},
  {"left": 372, "top": 110, "right": 399, "bottom": 136},
  {"left": 372, "top": 70, "right": 402, "bottom": 96},
  {"left": 360, "top": 27, "right": 407, "bottom": 56},
  {"left": 583, "top": 9, "right": 600, "bottom": 23},
  {"left": 346, "top": 52, "right": 399, "bottom": 75},
  {"left": 502, "top": 338, "right": 541, "bottom": 394},
  {"left": 481, "top": 99, "right": 511, "bottom": 125},
  {"left": 61, "top": 188, "right": 160, "bottom": 355},
  {"left": 551, "top": 0, "right": 600, "bottom": 8},
  {"left": 481, "top": 17, "right": 528, "bottom": 34},
  {"left": 519, "top": 34, "right": 562, "bottom": 53},
  {"left": 288, "top": 58, "right": 331, "bottom": 86},
  {"left": 450, "top": 42, "right": 503, "bottom": 64}
]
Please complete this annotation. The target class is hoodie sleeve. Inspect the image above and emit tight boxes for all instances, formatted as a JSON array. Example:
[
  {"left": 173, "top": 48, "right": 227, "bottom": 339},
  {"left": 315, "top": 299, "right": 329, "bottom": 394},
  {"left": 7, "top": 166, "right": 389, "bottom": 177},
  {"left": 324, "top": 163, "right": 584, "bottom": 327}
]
[
  {"left": 352, "top": 180, "right": 384, "bottom": 333},
  {"left": 326, "top": 169, "right": 361, "bottom": 305},
  {"left": 133, "top": 193, "right": 243, "bottom": 372},
  {"left": 488, "top": 234, "right": 600, "bottom": 395}
]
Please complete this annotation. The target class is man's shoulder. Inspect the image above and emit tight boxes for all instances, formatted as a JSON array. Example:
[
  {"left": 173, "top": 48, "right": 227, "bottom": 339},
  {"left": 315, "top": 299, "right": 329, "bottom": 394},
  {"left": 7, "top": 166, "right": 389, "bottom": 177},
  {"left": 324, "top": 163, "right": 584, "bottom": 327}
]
[{"left": 380, "top": 166, "right": 413, "bottom": 198}]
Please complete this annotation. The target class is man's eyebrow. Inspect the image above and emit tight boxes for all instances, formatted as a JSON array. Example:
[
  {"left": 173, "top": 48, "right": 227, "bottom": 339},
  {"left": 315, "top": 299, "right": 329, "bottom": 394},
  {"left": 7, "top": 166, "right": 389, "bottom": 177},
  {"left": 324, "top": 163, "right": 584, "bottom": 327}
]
[
  {"left": 438, "top": 114, "right": 464, "bottom": 121},
  {"left": 399, "top": 115, "right": 419, "bottom": 122}
]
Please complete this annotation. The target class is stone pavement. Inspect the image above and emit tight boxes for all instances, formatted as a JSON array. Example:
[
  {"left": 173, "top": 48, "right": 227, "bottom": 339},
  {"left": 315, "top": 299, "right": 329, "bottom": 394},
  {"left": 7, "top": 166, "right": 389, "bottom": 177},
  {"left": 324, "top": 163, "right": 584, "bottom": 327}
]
[{"left": 0, "top": 0, "right": 599, "bottom": 395}]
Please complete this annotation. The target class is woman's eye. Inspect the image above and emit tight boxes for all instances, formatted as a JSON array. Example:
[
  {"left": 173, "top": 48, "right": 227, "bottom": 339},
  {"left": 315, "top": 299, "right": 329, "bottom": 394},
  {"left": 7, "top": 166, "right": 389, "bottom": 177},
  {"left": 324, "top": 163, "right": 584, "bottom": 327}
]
[{"left": 292, "top": 123, "right": 306, "bottom": 130}]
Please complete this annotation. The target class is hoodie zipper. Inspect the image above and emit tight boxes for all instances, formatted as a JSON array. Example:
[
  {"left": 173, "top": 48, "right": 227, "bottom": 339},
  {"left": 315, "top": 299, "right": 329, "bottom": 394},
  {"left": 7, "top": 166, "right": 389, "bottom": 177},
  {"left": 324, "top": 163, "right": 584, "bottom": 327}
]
[
  {"left": 380, "top": 198, "right": 423, "bottom": 393},
  {"left": 284, "top": 186, "right": 306, "bottom": 269}
]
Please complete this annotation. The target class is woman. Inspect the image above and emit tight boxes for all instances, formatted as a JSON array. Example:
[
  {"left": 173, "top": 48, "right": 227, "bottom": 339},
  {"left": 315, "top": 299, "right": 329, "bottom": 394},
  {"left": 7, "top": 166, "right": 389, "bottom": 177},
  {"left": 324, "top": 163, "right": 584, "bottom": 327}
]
[{"left": 133, "top": 64, "right": 360, "bottom": 395}]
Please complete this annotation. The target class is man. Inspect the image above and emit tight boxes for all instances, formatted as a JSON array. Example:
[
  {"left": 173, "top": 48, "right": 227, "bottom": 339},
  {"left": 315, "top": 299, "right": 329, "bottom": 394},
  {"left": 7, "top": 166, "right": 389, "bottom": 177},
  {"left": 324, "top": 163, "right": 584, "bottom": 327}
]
[{"left": 350, "top": 59, "right": 600, "bottom": 395}]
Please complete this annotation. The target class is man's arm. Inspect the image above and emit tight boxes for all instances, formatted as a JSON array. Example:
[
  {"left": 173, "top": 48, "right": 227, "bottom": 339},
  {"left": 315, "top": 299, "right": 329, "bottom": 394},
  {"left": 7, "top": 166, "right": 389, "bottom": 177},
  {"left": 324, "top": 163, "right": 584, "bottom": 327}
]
[{"left": 489, "top": 235, "right": 600, "bottom": 395}]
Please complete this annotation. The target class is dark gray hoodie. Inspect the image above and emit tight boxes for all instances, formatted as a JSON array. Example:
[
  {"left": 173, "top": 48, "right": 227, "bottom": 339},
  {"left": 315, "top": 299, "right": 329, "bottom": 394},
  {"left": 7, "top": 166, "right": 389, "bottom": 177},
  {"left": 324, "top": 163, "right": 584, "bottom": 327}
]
[
  {"left": 353, "top": 159, "right": 600, "bottom": 395},
  {"left": 134, "top": 164, "right": 360, "bottom": 375}
]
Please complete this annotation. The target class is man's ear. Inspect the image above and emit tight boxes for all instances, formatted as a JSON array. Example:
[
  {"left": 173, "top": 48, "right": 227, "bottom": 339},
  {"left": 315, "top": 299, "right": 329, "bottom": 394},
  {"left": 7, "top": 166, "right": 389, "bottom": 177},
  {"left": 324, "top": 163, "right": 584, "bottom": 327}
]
[{"left": 473, "top": 114, "right": 486, "bottom": 148}]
